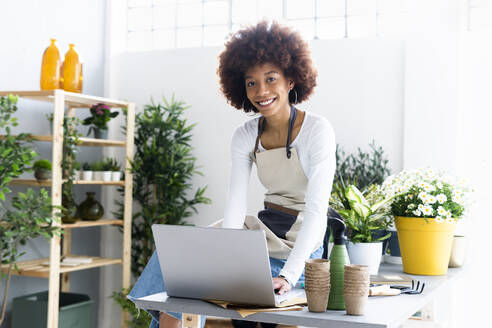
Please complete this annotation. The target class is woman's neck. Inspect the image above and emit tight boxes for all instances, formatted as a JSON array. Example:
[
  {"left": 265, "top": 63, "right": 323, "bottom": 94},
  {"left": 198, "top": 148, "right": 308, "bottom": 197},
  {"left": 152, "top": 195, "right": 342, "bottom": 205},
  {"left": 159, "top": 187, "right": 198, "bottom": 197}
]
[{"left": 264, "top": 104, "right": 291, "bottom": 133}]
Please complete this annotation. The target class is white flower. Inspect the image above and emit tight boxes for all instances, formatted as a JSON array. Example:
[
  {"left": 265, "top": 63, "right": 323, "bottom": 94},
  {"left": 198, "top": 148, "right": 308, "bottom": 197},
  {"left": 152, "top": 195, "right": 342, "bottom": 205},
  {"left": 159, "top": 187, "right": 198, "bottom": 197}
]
[
  {"left": 436, "top": 181, "right": 443, "bottom": 189},
  {"left": 422, "top": 205, "right": 434, "bottom": 216},
  {"left": 427, "top": 195, "right": 437, "bottom": 204},
  {"left": 446, "top": 218, "right": 455, "bottom": 224},
  {"left": 446, "top": 210, "right": 452, "bottom": 218},
  {"left": 418, "top": 204, "right": 424, "bottom": 211},
  {"left": 437, "top": 206, "right": 446, "bottom": 216},
  {"left": 437, "top": 194, "right": 447, "bottom": 204},
  {"left": 435, "top": 216, "right": 444, "bottom": 223},
  {"left": 418, "top": 192, "right": 429, "bottom": 202},
  {"left": 413, "top": 210, "right": 422, "bottom": 217}
]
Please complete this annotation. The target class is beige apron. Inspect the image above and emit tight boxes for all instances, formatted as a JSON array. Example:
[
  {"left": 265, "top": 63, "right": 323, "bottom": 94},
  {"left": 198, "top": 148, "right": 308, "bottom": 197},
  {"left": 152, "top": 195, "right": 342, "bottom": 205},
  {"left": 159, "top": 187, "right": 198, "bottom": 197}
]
[{"left": 244, "top": 107, "right": 323, "bottom": 259}]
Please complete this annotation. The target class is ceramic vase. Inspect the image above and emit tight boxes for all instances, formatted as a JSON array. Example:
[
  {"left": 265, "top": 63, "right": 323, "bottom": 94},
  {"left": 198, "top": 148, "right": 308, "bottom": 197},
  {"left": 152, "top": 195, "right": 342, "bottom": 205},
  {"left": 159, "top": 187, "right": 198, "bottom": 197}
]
[
  {"left": 78, "top": 192, "right": 104, "bottom": 221},
  {"left": 346, "top": 241, "right": 382, "bottom": 275}
]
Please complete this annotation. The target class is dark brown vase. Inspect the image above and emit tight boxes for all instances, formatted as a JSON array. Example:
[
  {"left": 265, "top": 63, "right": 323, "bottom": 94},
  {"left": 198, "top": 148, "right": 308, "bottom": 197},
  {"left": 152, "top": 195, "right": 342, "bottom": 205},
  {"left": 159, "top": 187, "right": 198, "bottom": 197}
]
[
  {"left": 78, "top": 192, "right": 104, "bottom": 221},
  {"left": 62, "top": 193, "right": 78, "bottom": 224}
]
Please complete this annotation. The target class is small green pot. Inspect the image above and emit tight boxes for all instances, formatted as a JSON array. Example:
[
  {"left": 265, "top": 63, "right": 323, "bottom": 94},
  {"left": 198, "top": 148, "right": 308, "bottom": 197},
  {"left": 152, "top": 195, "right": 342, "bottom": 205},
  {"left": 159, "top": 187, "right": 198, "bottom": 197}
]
[
  {"left": 94, "top": 128, "right": 108, "bottom": 139},
  {"left": 34, "top": 169, "right": 51, "bottom": 181}
]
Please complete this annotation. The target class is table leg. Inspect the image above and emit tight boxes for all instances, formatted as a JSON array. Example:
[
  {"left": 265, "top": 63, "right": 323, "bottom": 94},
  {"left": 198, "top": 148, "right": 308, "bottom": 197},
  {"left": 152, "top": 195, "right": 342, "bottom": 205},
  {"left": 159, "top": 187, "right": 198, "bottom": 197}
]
[{"left": 181, "top": 314, "right": 201, "bottom": 328}]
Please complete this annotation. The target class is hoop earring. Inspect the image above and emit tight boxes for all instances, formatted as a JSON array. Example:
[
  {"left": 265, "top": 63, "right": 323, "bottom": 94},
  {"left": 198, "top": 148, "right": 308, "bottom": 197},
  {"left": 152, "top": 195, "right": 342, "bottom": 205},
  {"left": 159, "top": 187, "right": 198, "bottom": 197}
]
[{"left": 290, "top": 88, "right": 298, "bottom": 104}]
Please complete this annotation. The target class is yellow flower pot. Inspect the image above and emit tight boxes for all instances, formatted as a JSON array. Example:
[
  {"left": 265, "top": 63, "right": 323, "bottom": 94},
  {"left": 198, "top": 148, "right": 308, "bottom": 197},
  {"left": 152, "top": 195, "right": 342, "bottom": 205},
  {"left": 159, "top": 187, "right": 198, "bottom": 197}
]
[{"left": 395, "top": 216, "right": 456, "bottom": 275}]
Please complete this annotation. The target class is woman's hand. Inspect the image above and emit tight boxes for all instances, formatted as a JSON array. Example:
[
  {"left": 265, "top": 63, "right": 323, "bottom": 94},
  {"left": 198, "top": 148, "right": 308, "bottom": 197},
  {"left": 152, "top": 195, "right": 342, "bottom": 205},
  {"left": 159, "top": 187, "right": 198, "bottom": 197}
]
[{"left": 272, "top": 276, "right": 291, "bottom": 295}]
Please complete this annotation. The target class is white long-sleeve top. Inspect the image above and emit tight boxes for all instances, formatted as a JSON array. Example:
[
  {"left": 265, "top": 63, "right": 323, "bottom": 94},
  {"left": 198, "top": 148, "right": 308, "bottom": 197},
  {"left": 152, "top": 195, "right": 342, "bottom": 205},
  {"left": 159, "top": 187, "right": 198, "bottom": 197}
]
[{"left": 222, "top": 111, "right": 337, "bottom": 285}]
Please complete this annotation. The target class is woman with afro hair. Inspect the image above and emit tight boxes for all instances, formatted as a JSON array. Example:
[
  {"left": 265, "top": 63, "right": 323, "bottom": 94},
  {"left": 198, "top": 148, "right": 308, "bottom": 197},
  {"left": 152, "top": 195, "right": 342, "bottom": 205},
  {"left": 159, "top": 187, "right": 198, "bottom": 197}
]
[{"left": 128, "top": 21, "right": 336, "bottom": 328}]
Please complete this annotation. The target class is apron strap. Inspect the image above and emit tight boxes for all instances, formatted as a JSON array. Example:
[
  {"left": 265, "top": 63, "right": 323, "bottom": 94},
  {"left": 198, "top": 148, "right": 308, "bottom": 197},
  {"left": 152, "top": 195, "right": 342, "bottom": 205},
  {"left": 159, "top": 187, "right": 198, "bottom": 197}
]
[{"left": 253, "top": 106, "right": 297, "bottom": 159}]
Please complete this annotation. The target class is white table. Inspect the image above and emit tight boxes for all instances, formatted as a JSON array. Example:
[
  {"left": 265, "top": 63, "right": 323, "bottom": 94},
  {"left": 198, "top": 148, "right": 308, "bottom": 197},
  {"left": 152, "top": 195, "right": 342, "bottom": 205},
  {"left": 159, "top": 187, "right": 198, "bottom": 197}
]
[{"left": 133, "top": 264, "right": 464, "bottom": 328}]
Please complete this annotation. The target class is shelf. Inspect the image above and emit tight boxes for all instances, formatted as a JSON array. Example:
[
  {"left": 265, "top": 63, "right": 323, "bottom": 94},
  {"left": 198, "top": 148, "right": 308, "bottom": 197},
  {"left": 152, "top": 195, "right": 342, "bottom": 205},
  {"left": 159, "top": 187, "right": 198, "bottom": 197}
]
[
  {"left": 0, "top": 135, "right": 126, "bottom": 147},
  {"left": 1, "top": 256, "right": 122, "bottom": 278},
  {"left": 0, "top": 90, "right": 129, "bottom": 108},
  {"left": 61, "top": 219, "right": 123, "bottom": 229},
  {"left": 10, "top": 179, "right": 125, "bottom": 186}
]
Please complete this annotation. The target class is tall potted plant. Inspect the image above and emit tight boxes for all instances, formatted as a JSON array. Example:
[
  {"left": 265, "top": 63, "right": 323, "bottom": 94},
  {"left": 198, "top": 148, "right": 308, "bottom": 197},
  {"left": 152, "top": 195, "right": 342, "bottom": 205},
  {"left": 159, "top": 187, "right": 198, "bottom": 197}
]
[
  {"left": 382, "top": 167, "right": 473, "bottom": 275},
  {"left": 331, "top": 181, "right": 396, "bottom": 274},
  {"left": 112, "top": 96, "right": 210, "bottom": 326}
]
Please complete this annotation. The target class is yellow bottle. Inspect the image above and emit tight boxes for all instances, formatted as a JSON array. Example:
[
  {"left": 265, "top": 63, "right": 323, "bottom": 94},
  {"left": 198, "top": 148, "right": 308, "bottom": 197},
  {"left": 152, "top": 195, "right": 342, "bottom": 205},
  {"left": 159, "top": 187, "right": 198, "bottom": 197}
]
[
  {"left": 40, "top": 39, "right": 61, "bottom": 90},
  {"left": 62, "top": 44, "right": 83, "bottom": 93}
]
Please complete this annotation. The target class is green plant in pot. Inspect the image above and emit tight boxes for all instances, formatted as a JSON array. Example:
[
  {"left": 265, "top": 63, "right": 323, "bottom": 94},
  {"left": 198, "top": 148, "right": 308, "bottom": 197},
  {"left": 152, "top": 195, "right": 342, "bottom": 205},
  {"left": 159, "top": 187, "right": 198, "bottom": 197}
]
[
  {"left": 330, "top": 179, "right": 397, "bottom": 274},
  {"left": 381, "top": 167, "right": 473, "bottom": 275},
  {"left": 112, "top": 96, "right": 210, "bottom": 326},
  {"left": 82, "top": 102, "right": 119, "bottom": 139},
  {"left": 33, "top": 159, "right": 52, "bottom": 181}
]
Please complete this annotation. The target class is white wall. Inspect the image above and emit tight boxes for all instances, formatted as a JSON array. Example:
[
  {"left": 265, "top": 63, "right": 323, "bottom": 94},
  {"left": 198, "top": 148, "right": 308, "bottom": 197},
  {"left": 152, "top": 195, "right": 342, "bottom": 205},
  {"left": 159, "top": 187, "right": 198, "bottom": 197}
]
[{"left": 0, "top": 1, "right": 106, "bottom": 327}]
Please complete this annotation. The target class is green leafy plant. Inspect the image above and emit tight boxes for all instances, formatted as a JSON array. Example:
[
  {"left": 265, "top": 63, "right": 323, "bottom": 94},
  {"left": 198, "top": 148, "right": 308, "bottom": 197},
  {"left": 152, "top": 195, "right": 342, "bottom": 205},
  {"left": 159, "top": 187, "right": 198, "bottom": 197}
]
[
  {"left": 82, "top": 103, "right": 119, "bottom": 135},
  {"left": 82, "top": 162, "right": 91, "bottom": 171},
  {"left": 72, "top": 161, "right": 81, "bottom": 171},
  {"left": 111, "top": 288, "right": 151, "bottom": 328},
  {"left": 33, "top": 159, "right": 52, "bottom": 171},
  {"left": 102, "top": 158, "right": 113, "bottom": 171},
  {"left": 91, "top": 161, "right": 104, "bottom": 171},
  {"left": 0, "top": 95, "right": 38, "bottom": 200},
  {"left": 0, "top": 189, "right": 62, "bottom": 324},
  {"left": 115, "top": 96, "right": 211, "bottom": 277},
  {"left": 335, "top": 141, "right": 391, "bottom": 192},
  {"left": 330, "top": 182, "right": 396, "bottom": 243},
  {"left": 104, "top": 158, "right": 120, "bottom": 171}
]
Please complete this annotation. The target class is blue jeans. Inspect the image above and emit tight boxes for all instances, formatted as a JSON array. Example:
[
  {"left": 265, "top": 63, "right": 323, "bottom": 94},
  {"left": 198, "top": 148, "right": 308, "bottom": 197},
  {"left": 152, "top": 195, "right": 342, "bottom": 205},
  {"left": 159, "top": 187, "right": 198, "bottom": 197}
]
[{"left": 128, "top": 246, "right": 324, "bottom": 328}]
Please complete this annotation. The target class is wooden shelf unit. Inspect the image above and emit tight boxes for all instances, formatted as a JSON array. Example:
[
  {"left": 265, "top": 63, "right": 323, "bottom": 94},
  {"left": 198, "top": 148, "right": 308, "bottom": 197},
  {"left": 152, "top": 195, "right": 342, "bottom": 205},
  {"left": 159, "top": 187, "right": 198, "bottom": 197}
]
[
  {"left": 10, "top": 178, "right": 126, "bottom": 187},
  {"left": 1, "top": 256, "right": 123, "bottom": 278},
  {"left": 1, "top": 90, "right": 134, "bottom": 328},
  {"left": 0, "top": 135, "right": 126, "bottom": 147}
]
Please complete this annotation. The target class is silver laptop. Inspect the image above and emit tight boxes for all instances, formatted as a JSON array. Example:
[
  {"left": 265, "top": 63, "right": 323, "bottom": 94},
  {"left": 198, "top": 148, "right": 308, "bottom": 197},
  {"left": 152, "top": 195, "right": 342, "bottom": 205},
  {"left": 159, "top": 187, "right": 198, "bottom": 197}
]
[{"left": 152, "top": 224, "right": 305, "bottom": 307}]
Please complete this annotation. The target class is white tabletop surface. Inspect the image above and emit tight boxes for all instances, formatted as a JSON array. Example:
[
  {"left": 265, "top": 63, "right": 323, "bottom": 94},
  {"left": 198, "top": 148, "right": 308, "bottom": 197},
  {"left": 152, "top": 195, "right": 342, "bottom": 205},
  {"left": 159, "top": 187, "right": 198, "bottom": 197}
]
[{"left": 133, "top": 263, "right": 465, "bottom": 328}]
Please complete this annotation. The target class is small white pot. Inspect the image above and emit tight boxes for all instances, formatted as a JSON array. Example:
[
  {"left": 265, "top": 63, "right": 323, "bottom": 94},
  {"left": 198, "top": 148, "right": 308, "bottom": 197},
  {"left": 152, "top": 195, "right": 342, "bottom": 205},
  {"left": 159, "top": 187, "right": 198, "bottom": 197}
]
[
  {"left": 346, "top": 241, "right": 382, "bottom": 275},
  {"left": 73, "top": 170, "right": 81, "bottom": 180},
  {"left": 93, "top": 171, "right": 103, "bottom": 181},
  {"left": 102, "top": 171, "right": 112, "bottom": 182},
  {"left": 82, "top": 171, "right": 93, "bottom": 181},
  {"left": 111, "top": 171, "right": 122, "bottom": 181}
]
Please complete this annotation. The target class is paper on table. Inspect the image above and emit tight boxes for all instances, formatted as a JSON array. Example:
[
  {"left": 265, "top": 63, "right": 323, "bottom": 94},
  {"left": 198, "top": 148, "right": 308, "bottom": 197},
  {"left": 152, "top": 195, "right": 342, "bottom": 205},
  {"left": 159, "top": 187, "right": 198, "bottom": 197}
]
[{"left": 208, "top": 297, "right": 307, "bottom": 318}]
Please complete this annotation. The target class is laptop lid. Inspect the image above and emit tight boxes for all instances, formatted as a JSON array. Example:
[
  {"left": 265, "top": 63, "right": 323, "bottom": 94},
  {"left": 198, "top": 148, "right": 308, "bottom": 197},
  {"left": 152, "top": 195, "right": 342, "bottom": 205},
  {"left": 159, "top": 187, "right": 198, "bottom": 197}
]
[{"left": 152, "top": 224, "right": 277, "bottom": 306}]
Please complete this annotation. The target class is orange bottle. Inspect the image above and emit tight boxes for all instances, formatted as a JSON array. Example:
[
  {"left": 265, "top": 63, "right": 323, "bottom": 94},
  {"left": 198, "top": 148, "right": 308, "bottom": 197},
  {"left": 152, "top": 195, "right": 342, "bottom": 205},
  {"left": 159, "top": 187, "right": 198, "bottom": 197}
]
[
  {"left": 40, "top": 39, "right": 61, "bottom": 90},
  {"left": 62, "top": 44, "right": 83, "bottom": 93}
]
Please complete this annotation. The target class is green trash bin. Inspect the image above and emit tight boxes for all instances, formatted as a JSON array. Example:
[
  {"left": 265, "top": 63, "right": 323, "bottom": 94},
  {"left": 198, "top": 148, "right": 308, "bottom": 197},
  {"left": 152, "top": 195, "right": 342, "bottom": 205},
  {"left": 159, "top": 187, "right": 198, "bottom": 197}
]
[{"left": 12, "top": 291, "right": 93, "bottom": 328}]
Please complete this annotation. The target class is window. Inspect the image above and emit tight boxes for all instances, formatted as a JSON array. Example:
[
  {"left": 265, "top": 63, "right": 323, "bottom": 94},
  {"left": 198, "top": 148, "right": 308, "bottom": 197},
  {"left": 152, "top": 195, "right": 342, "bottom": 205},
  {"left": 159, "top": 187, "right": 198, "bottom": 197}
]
[
  {"left": 126, "top": 0, "right": 407, "bottom": 51},
  {"left": 467, "top": 0, "right": 492, "bottom": 31}
]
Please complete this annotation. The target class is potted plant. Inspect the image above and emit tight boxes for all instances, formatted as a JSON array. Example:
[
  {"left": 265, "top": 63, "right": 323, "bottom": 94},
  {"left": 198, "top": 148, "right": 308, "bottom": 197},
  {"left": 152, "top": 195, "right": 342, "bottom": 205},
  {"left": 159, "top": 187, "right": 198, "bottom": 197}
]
[
  {"left": 33, "top": 159, "right": 52, "bottom": 181},
  {"left": 101, "top": 158, "right": 112, "bottom": 182},
  {"left": 0, "top": 189, "right": 62, "bottom": 324},
  {"left": 91, "top": 161, "right": 104, "bottom": 181},
  {"left": 104, "top": 157, "right": 121, "bottom": 181},
  {"left": 82, "top": 162, "right": 92, "bottom": 181},
  {"left": 330, "top": 181, "right": 396, "bottom": 274},
  {"left": 72, "top": 161, "right": 81, "bottom": 180},
  {"left": 381, "top": 167, "right": 473, "bottom": 275},
  {"left": 82, "top": 103, "right": 119, "bottom": 139}
]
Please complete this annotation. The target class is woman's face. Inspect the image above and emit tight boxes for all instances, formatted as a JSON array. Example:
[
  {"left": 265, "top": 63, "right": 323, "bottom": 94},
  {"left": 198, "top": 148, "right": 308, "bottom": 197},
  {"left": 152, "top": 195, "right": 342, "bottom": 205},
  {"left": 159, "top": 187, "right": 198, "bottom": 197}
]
[{"left": 244, "top": 63, "right": 294, "bottom": 117}]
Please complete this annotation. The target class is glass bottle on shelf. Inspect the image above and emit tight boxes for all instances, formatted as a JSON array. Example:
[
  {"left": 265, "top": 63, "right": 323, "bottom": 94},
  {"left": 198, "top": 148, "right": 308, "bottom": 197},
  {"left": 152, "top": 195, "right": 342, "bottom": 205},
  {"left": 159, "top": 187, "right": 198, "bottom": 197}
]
[
  {"left": 40, "top": 38, "right": 61, "bottom": 90},
  {"left": 62, "top": 44, "right": 83, "bottom": 93},
  {"left": 78, "top": 192, "right": 104, "bottom": 221}
]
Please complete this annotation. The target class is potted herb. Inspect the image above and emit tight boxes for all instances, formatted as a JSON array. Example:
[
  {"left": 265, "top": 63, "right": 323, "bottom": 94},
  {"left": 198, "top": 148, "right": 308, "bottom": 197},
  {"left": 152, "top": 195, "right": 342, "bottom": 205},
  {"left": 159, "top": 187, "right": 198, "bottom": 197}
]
[
  {"left": 330, "top": 181, "right": 396, "bottom": 274},
  {"left": 381, "top": 167, "right": 473, "bottom": 275},
  {"left": 33, "top": 159, "right": 52, "bottom": 181},
  {"left": 104, "top": 157, "right": 121, "bottom": 181},
  {"left": 82, "top": 162, "right": 93, "bottom": 181},
  {"left": 91, "top": 161, "right": 104, "bottom": 181},
  {"left": 72, "top": 161, "right": 81, "bottom": 180},
  {"left": 82, "top": 103, "right": 119, "bottom": 139},
  {"left": 101, "top": 158, "right": 112, "bottom": 182}
]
